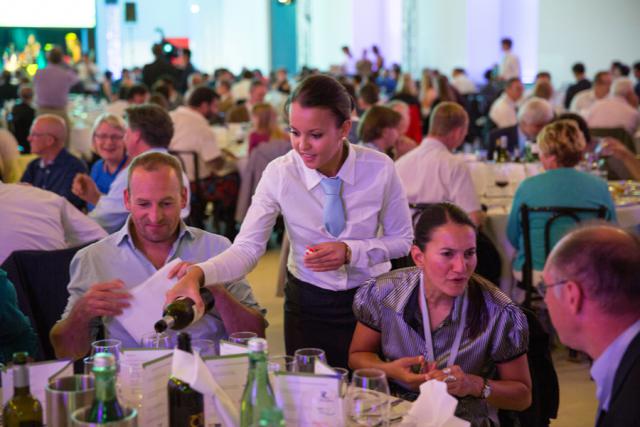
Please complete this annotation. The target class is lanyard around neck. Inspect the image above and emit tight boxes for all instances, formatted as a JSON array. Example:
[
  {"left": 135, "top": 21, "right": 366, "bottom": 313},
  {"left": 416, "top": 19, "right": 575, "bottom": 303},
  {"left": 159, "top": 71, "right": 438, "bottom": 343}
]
[{"left": 418, "top": 273, "right": 468, "bottom": 366}]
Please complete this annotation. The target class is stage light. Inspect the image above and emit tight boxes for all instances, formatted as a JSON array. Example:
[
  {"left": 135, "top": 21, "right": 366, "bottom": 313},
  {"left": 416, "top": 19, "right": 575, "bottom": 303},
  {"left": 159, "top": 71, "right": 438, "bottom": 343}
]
[
  {"left": 44, "top": 43, "right": 54, "bottom": 51},
  {"left": 65, "top": 32, "right": 77, "bottom": 41},
  {"left": 26, "top": 64, "right": 38, "bottom": 76},
  {"left": 163, "top": 43, "right": 172, "bottom": 53},
  {"left": 190, "top": 3, "right": 200, "bottom": 14}
]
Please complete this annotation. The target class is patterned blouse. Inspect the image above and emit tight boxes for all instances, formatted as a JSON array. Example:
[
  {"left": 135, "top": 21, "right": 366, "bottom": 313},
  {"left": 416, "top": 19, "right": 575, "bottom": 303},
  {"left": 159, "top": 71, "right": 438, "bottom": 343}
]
[{"left": 353, "top": 267, "right": 529, "bottom": 427}]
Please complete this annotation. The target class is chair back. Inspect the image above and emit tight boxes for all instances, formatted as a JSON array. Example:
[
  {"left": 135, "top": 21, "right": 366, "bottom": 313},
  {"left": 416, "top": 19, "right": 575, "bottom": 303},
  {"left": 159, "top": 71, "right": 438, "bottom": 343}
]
[
  {"left": 1, "top": 244, "right": 92, "bottom": 360},
  {"left": 520, "top": 204, "right": 608, "bottom": 308},
  {"left": 169, "top": 149, "right": 205, "bottom": 227}
]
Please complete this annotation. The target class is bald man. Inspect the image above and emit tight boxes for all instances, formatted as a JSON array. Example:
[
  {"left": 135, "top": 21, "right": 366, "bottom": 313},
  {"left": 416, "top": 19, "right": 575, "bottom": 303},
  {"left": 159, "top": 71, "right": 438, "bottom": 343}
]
[
  {"left": 21, "top": 114, "right": 87, "bottom": 209},
  {"left": 542, "top": 224, "right": 640, "bottom": 426}
]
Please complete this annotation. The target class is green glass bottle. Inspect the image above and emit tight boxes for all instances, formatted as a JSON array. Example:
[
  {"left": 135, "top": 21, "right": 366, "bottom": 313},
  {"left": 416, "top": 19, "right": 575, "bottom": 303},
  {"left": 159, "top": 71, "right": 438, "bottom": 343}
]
[
  {"left": 154, "top": 287, "right": 215, "bottom": 333},
  {"left": 2, "top": 352, "right": 43, "bottom": 427},
  {"left": 168, "top": 332, "right": 204, "bottom": 427},
  {"left": 87, "top": 352, "right": 126, "bottom": 423},
  {"left": 240, "top": 338, "right": 279, "bottom": 427},
  {"left": 496, "top": 136, "right": 510, "bottom": 163}
]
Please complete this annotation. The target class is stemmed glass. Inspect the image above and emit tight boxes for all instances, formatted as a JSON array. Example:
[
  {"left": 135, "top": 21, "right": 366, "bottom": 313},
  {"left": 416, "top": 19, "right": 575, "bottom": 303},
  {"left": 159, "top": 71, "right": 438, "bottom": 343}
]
[
  {"left": 347, "top": 368, "right": 391, "bottom": 426},
  {"left": 228, "top": 331, "right": 258, "bottom": 345},
  {"left": 294, "top": 348, "right": 327, "bottom": 373},
  {"left": 91, "top": 339, "right": 122, "bottom": 367},
  {"left": 140, "top": 331, "right": 174, "bottom": 349}
]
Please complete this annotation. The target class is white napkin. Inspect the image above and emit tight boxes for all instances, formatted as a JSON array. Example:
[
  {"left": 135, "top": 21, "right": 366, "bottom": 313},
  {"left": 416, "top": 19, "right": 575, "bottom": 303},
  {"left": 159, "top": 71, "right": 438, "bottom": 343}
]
[
  {"left": 401, "top": 381, "right": 470, "bottom": 427},
  {"left": 172, "top": 348, "right": 240, "bottom": 427},
  {"left": 117, "top": 258, "right": 182, "bottom": 344}
]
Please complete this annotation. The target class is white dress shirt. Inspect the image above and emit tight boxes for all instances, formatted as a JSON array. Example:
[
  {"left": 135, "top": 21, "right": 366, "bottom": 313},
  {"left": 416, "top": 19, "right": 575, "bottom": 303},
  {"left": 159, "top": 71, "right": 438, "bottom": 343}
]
[
  {"left": 196, "top": 143, "right": 414, "bottom": 291},
  {"left": 590, "top": 319, "right": 640, "bottom": 411},
  {"left": 586, "top": 96, "right": 640, "bottom": 136},
  {"left": 395, "top": 137, "right": 481, "bottom": 215},
  {"left": 0, "top": 182, "right": 107, "bottom": 264},
  {"left": 169, "top": 106, "right": 222, "bottom": 181},
  {"left": 89, "top": 148, "right": 191, "bottom": 233},
  {"left": 499, "top": 51, "right": 521, "bottom": 80},
  {"left": 489, "top": 93, "right": 518, "bottom": 128},
  {"left": 452, "top": 75, "right": 477, "bottom": 95},
  {"left": 570, "top": 89, "right": 597, "bottom": 117}
]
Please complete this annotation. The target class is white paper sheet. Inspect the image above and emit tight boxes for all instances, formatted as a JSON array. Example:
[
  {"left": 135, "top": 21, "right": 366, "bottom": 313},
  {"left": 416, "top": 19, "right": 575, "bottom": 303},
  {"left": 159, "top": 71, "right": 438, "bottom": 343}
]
[
  {"left": 117, "top": 258, "right": 182, "bottom": 345},
  {"left": 1, "top": 359, "right": 73, "bottom": 418},
  {"left": 314, "top": 359, "right": 336, "bottom": 375},
  {"left": 140, "top": 352, "right": 173, "bottom": 427},
  {"left": 203, "top": 354, "right": 249, "bottom": 426},
  {"left": 172, "top": 349, "right": 240, "bottom": 427},
  {"left": 219, "top": 340, "right": 249, "bottom": 356},
  {"left": 274, "top": 372, "right": 342, "bottom": 427},
  {"left": 402, "top": 380, "right": 470, "bottom": 427}
]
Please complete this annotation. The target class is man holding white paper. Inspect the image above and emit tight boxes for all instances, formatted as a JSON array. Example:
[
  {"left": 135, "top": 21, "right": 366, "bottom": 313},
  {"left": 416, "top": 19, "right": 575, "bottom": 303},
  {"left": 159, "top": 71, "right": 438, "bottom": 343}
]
[{"left": 50, "top": 152, "right": 266, "bottom": 360}]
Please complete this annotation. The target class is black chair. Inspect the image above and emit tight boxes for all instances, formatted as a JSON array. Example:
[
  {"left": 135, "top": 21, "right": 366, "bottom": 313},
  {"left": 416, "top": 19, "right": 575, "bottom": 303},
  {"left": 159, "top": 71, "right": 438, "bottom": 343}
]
[
  {"left": 499, "top": 306, "right": 560, "bottom": 427},
  {"left": 520, "top": 204, "right": 608, "bottom": 309},
  {"left": 169, "top": 149, "right": 206, "bottom": 228},
  {"left": 1, "top": 244, "right": 92, "bottom": 360}
]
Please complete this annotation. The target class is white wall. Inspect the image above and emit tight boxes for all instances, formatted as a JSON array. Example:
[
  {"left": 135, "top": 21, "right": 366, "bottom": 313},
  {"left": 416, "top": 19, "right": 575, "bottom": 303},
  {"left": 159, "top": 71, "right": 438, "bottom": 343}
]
[
  {"left": 96, "top": 0, "right": 269, "bottom": 76},
  {"left": 538, "top": 0, "right": 640, "bottom": 86}
]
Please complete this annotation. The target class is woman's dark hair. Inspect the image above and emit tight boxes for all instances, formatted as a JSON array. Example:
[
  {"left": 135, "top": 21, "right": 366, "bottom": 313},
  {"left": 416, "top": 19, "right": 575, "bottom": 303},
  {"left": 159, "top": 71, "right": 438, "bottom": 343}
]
[
  {"left": 413, "top": 203, "right": 488, "bottom": 339},
  {"left": 413, "top": 203, "right": 476, "bottom": 250},
  {"left": 285, "top": 74, "right": 353, "bottom": 127}
]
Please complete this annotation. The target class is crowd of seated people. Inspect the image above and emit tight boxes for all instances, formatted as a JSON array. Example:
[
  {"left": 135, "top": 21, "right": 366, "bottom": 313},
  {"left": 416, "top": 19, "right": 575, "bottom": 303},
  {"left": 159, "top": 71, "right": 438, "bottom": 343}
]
[{"left": 1, "top": 39, "right": 640, "bottom": 427}]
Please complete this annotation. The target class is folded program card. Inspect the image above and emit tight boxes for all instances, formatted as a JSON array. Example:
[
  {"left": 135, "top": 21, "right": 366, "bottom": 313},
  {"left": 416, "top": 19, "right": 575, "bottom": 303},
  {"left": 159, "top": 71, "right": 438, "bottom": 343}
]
[
  {"left": 274, "top": 372, "right": 342, "bottom": 427},
  {"left": 118, "top": 258, "right": 182, "bottom": 344}
]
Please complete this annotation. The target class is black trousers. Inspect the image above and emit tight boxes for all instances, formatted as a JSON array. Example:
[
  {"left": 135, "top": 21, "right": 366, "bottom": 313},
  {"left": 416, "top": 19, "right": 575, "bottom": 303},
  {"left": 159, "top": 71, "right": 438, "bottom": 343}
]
[{"left": 284, "top": 271, "right": 358, "bottom": 370}]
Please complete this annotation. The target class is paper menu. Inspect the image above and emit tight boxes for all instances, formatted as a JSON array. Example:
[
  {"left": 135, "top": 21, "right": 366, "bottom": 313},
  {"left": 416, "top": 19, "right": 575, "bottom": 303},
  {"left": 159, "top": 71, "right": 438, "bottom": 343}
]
[
  {"left": 274, "top": 372, "right": 342, "bottom": 427},
  {"left": 219, "top": 340, "right": 249, "bottom": 356},
  {"left": 202, "top": 354, "right": 249, "bottom": 426},
  {"left": 1, "top": 359, "right": 73, "bottom": 417},
  {"left": 120, "top": 348, "right": 173, "bottom": 410},
  {"left": 140, "top": 352, "right": 173, "bottom": 427},
  {"left": 117, "top": 258, "right": 182, "bottom": 345}
]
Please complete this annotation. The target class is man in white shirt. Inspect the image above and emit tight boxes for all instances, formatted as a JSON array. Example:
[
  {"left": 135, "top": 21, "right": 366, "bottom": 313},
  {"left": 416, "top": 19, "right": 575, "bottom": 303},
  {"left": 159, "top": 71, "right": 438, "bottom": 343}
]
[
  {"left": 489, "top": 78, "right": 524, "bottom": 128},
  {"left": 169, "top": 86, "right": 222, "bottom": 182},
  {"left": 499, "top": 38, "right": 521, "bottom": 81},
  {"left": 451, "top": 68, "right": 477, "bottom": 95},
  {"left": 542, "top": 225, "right": 640, "bottom": 426},
  {"left": 395, "top": 102, "right": 483, "bottom": 226},
  {"left": 0, "top": 181, "right": 106, "bottom": 264},
  {"left": 570, "top": 71, "right": 612, "bottom": 117},
  {"left": 586, "top": 78, "right": 640, "bottom": 137}
]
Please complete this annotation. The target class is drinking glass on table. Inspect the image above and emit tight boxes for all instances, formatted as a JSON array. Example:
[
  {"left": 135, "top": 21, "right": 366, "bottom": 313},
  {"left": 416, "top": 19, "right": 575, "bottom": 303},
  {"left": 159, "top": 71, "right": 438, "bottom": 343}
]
[
  {"left": 91, "top": 339, "right": 122, "bottom": 366},
  {"left": 191, "top": 339, "right": 217, "bottom": 357},
  {"left": 332, "top": 367, "right": 350, "bottom": 398},
  {"left": 140, "top": 331, "right": 174, "bottom": 349},
  {"left": 268, "top": 355, "right": 297, "bottom": 373},
  {"left": 294, "top": 348, "right": 327, "bottom": 373},
  {"left": 228, "top": 331, "right": 258, "bottom": 345},
  {"left": 347, "top": 368, "right": 390, "bottom": 427}
]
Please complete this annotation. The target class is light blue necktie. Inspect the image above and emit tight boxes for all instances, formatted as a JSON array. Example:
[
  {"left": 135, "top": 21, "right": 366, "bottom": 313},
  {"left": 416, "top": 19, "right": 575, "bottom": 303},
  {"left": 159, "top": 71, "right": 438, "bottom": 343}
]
[{"left": 320, "top": 177, "right": 346, "bottom": 237}]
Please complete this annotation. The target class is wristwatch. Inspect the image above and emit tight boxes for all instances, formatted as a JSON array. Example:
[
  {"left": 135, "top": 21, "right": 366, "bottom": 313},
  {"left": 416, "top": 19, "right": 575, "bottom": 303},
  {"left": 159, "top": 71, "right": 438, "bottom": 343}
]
[
  {"left": 480, "top": 377, "right": 492, "bottom": 399},
  {"left": 344, "top": 243, "right": 352, "bottom": 265}
]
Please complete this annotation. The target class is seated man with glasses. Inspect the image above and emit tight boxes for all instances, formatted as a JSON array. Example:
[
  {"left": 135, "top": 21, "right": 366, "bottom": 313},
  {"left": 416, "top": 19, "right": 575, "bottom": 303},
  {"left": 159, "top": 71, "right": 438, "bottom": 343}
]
[
  {"left": 542, "top": 224, "right": 640, "bottom": 426},
  {"left": 21, "top": 114, "right": 87, "bottom": 209}
]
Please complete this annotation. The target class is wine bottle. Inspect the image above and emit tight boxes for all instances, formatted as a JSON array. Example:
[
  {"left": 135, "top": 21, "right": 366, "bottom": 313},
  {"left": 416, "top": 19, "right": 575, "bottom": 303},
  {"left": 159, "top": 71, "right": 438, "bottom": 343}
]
[
  {"left": 496, "top": 136, "right": 510, "bottom": 163},
  {"left": 168, "top": 332, "right": 204, "bottom": 427},
  {"left": 155, "top": 287, "right": 215, "bottom": 333},
  {"left": 2, "top": 352, "right": 43, "bottom": 427},
  {"left": 87, "top": 352, "right": 126, "bottom": 423},
  {"left": 240, "top": 338, "right": 279, "bottom": 427}
]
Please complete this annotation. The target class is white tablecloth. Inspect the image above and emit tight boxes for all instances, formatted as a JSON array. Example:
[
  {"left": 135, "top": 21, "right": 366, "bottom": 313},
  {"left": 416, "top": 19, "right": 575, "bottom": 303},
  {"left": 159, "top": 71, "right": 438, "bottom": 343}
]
[{"left": 464, "top": 160, "right": 543, "bottom": 196}]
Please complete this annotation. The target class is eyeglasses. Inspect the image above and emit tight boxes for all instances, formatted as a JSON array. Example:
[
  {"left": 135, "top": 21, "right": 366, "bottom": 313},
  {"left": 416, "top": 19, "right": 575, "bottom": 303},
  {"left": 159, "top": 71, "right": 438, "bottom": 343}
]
[
  {"left": 94, "top": 133, "right": 125, "bottom": 142},
  {"left": 538, "top": 279, "right": 568, "bottom": 297}
]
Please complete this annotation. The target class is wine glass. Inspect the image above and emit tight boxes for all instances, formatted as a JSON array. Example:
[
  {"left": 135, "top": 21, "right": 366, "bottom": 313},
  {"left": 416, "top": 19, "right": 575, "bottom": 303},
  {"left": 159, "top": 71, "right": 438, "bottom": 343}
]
[
  {"left": 347, "top": 368, "right": 391, "bottom": 426},
  {"left": 191, "top": 339, "right": 217, "bottom": 357},
  {"left": 268, "top": 355, "right": 297, "bottom": 373},
  {"left": 294, "top": 348, "right": 327, "bottom": 373},
  {"left": 228, "top": 331, "right": 258, "bottom": 345},
  {"left": 140, "top": 331, "right": 174, "bottom": 349},
  {"left": 332, "top": 367, "right": 350, "bottom": 398},
  {"left": 91, "top": 339, "right": 122, "bottom": 367}
]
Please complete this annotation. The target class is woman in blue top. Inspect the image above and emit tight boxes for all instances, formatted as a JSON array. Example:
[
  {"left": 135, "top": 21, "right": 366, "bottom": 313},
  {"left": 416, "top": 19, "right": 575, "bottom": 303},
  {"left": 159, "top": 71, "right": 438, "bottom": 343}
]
[
  {"left": 507, "top": 119, "right": 617, "bottom": 282},
  {"left": 87, "top": 113, "right": 129, "bottom": 210}
]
